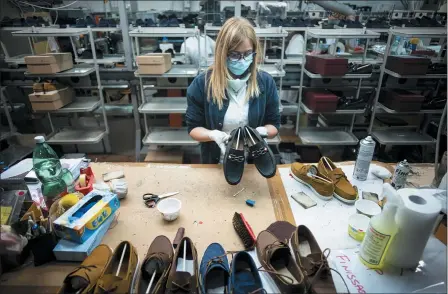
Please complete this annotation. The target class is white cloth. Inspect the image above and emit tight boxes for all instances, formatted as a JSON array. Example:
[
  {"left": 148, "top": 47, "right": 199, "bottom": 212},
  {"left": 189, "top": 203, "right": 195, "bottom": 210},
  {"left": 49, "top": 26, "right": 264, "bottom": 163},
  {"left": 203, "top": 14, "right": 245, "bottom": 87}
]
[
  {"left": 285, "top": 34, "right": 304, "bottom": 56},
  {"left": 180, "top": 34, "right": 216, "bottom": 66}
]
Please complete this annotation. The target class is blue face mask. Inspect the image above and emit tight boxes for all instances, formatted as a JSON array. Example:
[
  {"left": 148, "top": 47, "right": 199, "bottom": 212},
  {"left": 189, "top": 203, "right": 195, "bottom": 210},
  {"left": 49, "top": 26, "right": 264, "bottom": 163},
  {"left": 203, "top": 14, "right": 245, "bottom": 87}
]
[{"left": 227, "top": 55, "right": 253, "bottom": 76}]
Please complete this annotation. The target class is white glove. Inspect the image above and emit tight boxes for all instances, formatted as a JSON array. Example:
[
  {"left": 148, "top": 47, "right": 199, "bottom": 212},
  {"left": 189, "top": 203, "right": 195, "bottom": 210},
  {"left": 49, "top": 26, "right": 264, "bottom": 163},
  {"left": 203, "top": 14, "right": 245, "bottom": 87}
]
[
  {"left": 208, "top": 130, "right": 231, "bottom": 155},
  {"left": 256, "top": 126, "right": 268, "bottom": 138}
]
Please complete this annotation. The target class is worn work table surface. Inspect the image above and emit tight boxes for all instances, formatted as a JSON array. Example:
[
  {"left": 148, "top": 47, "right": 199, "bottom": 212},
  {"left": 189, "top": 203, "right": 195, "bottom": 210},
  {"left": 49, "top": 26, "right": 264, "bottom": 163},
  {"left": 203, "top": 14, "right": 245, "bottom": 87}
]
[{"left": 0, "top": 162, "right": 436, "bottom": 293}]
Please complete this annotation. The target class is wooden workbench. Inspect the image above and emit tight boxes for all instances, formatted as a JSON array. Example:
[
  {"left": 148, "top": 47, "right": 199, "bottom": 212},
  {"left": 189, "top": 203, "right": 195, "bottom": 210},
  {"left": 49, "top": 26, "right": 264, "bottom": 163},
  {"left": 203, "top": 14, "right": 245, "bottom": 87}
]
[{"left": 0, "top": 162, "right": 437, "bottom": 293}]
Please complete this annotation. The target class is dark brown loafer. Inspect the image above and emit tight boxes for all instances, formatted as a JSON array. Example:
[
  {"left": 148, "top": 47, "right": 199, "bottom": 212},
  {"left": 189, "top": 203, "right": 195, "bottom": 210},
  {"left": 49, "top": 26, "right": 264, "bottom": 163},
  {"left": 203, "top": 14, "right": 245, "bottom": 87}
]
[
  {"left": 166, "top": 237, "right": 199, "bottom": 293},
  {"left": 256, "top": 230, "right": 306, "bottom": 294},
  {"left": 291, "top": 225, "right": 336, "bottom": 294},
  {"left": 138, "top": 235, "right": 174, "bottom": 294}
]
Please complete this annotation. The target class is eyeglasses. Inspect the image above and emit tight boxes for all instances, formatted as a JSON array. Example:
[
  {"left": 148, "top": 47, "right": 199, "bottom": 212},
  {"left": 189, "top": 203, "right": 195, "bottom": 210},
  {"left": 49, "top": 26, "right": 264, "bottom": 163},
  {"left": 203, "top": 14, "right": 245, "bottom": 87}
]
[{"left": 228, "top": 51, "right": 256, "bottom": 62}]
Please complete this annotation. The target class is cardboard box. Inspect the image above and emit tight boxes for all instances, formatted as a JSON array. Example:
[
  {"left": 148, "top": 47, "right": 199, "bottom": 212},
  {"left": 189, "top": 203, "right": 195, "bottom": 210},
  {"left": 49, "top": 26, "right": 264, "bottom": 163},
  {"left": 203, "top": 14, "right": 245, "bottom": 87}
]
[
  {"left": 29, "top": 87, "right": 74, "bottom": 111},
  {"left": 54, "top": 190, "right": 120, "bottom": 243},
  {"left": 25, "top": 53, "right": 73, "bottom": 74},
  {"left": 53, "top": 212, "right": 114, "bottom": 261},
  {"left": 435, "top": 218, "right": 447, "bottom": 245},
  {"left": 137, "top": 53, "right": 172, "bottom": 74}
]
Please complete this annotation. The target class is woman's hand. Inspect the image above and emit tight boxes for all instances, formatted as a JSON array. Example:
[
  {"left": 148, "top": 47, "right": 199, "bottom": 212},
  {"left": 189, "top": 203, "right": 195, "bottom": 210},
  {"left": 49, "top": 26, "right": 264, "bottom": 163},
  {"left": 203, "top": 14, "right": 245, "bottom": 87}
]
[
  {"left": 189, "top": 127, "right": 230, "bottom": 155},
  {"left": 256, "top": 125, "right": 278, "bottom": 139},
  {"left": 208, "top": 130, "right": 231, "bottom": 155}
]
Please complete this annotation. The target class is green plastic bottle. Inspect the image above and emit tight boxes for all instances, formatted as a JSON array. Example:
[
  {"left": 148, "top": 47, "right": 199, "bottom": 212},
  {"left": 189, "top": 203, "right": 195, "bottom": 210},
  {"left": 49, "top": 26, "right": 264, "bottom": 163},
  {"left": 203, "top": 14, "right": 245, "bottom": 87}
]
[{"left": 32, "top": 136, "right": 74, "bottom": 198}]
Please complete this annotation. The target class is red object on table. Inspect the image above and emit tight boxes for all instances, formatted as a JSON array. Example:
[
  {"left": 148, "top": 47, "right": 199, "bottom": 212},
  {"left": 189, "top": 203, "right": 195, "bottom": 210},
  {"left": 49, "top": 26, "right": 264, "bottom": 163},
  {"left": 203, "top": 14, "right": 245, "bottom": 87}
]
[{"left": 75, "top": 167, "right": 95, "bottom": 195}]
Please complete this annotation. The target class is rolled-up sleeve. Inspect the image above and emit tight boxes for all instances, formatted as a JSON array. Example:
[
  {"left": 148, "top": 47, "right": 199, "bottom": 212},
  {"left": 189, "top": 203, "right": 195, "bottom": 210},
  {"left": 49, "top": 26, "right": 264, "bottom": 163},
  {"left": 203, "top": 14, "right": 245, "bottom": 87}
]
[
  {"left": 186, "top": 76, "right": 206, "bottom": 133},
  {"left": 264, "top": 75, "right": 281, "bottom": 130}
]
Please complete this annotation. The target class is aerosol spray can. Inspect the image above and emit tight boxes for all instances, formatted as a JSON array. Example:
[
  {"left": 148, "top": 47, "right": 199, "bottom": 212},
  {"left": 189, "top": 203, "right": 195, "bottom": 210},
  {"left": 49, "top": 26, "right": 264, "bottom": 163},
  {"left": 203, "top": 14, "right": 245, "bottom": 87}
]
[
  {"left": 353, "top": 136, "right": 376, "bottom": 181},
  {"left": 391, "top": 160, "right": 410, "bottom": 189}
]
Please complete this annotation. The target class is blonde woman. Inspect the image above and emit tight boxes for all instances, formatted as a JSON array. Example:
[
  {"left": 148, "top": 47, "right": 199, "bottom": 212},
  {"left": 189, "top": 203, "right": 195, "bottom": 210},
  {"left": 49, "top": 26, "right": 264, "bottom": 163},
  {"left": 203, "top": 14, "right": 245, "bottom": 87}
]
[{"left": 186, "top": 17, "right": 280, "bottom": 164}]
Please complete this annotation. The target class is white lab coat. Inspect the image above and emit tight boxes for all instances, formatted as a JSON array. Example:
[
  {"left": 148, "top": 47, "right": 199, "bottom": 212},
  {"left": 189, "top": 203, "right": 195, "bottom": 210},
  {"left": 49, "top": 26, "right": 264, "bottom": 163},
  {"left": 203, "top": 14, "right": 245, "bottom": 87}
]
[{"left": 180, "top": 34, "right": 216, "bottom": 66}]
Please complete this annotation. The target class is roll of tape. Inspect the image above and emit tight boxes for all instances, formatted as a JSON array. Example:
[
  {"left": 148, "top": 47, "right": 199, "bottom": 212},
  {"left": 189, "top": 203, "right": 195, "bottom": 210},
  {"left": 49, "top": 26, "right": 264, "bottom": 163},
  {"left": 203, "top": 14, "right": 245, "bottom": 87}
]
[{"left": 79, "top": 174, "right": 87, "bottom": 188}]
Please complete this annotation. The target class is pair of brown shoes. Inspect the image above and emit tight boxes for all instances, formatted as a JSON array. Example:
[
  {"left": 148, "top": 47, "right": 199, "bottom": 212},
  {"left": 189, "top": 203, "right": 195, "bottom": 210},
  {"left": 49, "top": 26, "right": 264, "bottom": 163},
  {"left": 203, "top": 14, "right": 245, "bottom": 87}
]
[
  {"left": 256, "top": 221, "right": 336, "bottom": 294},
  {"left": 58, "top": 241, "right": 139, "bottom": 294},
  {"left": 138, "top": 236, "right": 199, "bottom": 294},
  {"left": 291, "top": 156, "right": 358, "bottom": 203},
  {"left": 33, "top": 81, "right": 61, "bottom": 93}
]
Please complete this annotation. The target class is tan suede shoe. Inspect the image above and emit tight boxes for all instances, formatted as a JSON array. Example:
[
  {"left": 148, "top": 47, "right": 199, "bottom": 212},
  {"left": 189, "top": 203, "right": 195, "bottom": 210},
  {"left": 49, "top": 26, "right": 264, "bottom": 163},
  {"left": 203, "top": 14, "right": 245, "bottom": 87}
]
[
  {"left": 94, "top": 241, "right": 139, "bottom": 294},
  {"left": 256, "top": 230, "right": 306, "bottom": 294},
  {"left": 58, "top": 245, "right": 112, "bottom": 294},
  {"left": 290, "top": 162, "right": 334, "bottom": 200},
  {"left": 318, "top": 157, "right": 358, "bottom": 203},
  {"left": 291, "top": 225, "right": 336, "bottom": 294}
]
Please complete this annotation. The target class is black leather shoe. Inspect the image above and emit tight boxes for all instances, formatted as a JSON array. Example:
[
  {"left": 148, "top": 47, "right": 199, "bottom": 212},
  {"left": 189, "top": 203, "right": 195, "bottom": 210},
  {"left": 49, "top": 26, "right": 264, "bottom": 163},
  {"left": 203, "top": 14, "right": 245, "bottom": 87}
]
[
  {"left": 244, "top": 126, "right": 276, "bottom": 178},
  {"left": 224, "top": 127, "right": 246, "bottom": 185}
]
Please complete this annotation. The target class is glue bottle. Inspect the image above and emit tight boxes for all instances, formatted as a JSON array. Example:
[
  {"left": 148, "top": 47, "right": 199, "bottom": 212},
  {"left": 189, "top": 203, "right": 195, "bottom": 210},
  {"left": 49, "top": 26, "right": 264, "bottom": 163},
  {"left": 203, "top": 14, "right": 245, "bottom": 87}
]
[{"left": 359, "top": 183, "right": 403, "bottom": 269}]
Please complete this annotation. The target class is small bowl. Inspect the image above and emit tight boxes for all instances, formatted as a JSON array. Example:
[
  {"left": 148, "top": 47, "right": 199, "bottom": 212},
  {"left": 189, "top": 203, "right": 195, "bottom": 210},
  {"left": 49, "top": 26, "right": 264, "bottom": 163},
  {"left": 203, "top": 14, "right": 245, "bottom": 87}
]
[
  {"left": 157, "top": 198, "right": 181, "bottom": 221},
  {"left": 348, "top": 214, "right": 370, "bottom": 241},
  {"left": 355, "top": 199, "right": 381, "bottom": 218}
]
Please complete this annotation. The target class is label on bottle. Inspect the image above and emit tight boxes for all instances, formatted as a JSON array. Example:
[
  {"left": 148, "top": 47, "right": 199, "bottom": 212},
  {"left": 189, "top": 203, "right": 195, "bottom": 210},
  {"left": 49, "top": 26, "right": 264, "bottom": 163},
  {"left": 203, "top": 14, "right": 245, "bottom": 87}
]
[{"left": 359, "top": 225, "right": 391, "bottom": 266}]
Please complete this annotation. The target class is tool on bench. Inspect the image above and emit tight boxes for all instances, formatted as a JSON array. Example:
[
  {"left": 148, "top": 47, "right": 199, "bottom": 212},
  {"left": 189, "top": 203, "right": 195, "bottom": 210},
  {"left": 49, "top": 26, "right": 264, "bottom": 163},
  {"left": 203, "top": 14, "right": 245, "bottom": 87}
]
[
  {"left": 233, "top": 212, "right": 256, "bottom": 250},
  {"left": 142, "top": 192, "right": 179, "bottom": 208}
]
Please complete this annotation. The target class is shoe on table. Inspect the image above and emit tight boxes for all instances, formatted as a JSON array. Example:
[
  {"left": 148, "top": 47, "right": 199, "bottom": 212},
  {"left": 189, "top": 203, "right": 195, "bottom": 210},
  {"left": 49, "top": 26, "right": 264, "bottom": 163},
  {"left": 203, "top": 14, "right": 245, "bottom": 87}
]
[
  {"left": 224, "top": 127, "right": 246, "bottom": 185},
  {"left": 290, "top": 162, "right": 334, "bottom": 201},
  {"left": 244, "top": 126, "right": 277, "bottom": 178},
  {"left": 266, "top": 221, "right": 296, "bottom": 244},
  {"left": 199, "top": 243, "right": 230, "bottom": 293},
  {"left": 230, "top": 251, "right": 264, "bottom": 294},
  {"left": 318, "top": 157, "right": 358, "bottom": 204},
  {"left": 166, "top": 237, "right": 199, "bottom": 293},
  {"left": 94, "top": 241, "right": 139, "bottom": 294},
  {"left": 291, "top": 225, "right": 336, "bottom": 294},
  {"left": 58, "top": 245, "right": 112, "bottom": 294},
  {"left": 256, "top": 230, "right": 306, "bottom": 294},
  {"left": 137, "top": 235, "right": 173, "bottom": 294}
]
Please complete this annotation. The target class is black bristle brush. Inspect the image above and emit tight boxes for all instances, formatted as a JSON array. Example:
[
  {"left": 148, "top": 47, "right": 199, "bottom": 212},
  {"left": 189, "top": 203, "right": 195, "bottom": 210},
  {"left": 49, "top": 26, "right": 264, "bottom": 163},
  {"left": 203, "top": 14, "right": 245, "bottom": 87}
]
[{"left": 233, "top": 212, "right": 256, "bottom": 250}]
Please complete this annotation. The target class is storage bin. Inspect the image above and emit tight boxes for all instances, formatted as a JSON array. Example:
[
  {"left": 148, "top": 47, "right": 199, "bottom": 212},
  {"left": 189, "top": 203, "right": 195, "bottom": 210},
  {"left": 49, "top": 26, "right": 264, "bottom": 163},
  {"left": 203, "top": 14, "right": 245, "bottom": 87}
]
[
  {"left": 304, "top": 90, "right": 338, "bottom": 112},
  {"left": 380, "top": 89, "right": 424, "bottom": 112},
  {"left": 305, "top": 55, "right": 348, "bottom": 76},
  {"left": 137, "top": 53, "right": 172, "bottom": 74},
  {"left": 29, "top": 87, "right": 74, "bottom": 111},
  {"left": 385, "top": 56, "right": 430, "bottom": 75},
  {"left": 25, "top": 53, "right": 73, "bottom": 74}
]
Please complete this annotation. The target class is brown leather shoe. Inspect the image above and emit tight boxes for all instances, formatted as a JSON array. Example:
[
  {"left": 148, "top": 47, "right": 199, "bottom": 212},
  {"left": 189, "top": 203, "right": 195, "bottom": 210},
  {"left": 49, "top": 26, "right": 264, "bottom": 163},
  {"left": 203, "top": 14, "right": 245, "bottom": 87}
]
[
  {"left": 256, "top": 230, "right": 306, "bottom": 294},
  {"left": 267, "top": 221, "right": 296, "bottom": 243},
  {"left": 138, "top": 235, "right": 174, "bottom": 294},
  {"left": 166, "top": 237, "right": 199, "bottom": 293},
  {"left": 58, "top": 245, "right": 112, "bottom": 294},
  {"left": 291, "top": 225, "right": 336, "bottom": 294},
  {"left": 94, "top": 241, "right": 139, "bottom": 294}
]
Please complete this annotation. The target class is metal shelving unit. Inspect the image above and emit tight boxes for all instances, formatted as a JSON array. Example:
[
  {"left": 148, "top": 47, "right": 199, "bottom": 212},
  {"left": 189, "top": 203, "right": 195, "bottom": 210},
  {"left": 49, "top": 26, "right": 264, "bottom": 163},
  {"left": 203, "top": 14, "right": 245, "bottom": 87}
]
[
  {"left": 368, "top": 27, "right": 447, "bottom": 146},
  {"left": 12, "top": 27, "right": 111, "bottom": 152},
  {"left": 295, "top": 28, "right": 380, "bottom": 145},
  {"left": 131, "top": 27, "right": 200, "bottom": 154}
]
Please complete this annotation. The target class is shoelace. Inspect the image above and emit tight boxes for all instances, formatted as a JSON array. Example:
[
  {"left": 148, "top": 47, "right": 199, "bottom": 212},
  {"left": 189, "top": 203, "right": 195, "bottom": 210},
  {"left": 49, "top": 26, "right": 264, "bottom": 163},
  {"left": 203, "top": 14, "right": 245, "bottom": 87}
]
[
  {"left": 306, "top": 248, "right": 350, "bottom": 294},
  {"left": 261, "top": 241, "right": 296, "bottom": 285},
  {"left": 67, "top": 264, "right": 97, "bottom": 287}
]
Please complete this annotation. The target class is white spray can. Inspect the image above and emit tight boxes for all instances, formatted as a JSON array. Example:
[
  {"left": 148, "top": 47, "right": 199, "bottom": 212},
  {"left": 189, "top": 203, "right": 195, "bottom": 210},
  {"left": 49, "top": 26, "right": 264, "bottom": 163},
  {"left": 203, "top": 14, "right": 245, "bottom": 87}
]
[{"left": 353, "top": 136, "right": 376, "bottom": 181}]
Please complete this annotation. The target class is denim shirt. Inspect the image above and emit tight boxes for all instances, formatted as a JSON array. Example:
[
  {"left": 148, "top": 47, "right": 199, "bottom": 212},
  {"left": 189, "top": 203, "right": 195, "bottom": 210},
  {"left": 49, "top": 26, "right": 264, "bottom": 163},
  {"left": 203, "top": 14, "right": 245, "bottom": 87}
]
[{"left": 186, "top": 70, "right": 281, "bottom": 164}]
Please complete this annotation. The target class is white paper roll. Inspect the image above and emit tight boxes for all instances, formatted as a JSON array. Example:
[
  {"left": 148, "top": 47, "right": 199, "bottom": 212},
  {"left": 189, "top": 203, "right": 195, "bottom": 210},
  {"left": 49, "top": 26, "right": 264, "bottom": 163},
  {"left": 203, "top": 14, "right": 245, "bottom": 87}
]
[{"left": 386, "top": 188, "right": 441, "bottom": 268}]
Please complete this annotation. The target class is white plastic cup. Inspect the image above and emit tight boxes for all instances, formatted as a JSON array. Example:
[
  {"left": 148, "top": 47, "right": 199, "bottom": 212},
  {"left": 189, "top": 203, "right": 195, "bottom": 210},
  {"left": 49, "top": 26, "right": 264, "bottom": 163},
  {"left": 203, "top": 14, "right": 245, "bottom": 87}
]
[{"left": 157, "top": 198, "right": 181, "bottom": 221}]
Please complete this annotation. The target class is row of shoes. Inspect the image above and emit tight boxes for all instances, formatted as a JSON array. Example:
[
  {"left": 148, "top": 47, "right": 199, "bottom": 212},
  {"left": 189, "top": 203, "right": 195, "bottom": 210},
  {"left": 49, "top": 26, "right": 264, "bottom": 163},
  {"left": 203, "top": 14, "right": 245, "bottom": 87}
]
[
  {"left": 224, "top": 126, "right": 277, "bottom": 185},
  {"left": 32, "top": 81, "right": 61, "bottom": 93},
  {"left": 290, "top": 156, "right": 358, "bottom": 203},
  {"left": 0, "top": 16, "right": 49, "bottom": 27}
]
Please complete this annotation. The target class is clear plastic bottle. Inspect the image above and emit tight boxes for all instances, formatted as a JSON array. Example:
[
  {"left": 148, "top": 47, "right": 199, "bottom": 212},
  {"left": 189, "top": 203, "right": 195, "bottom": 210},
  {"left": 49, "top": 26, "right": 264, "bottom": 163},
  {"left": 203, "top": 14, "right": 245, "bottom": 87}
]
[{"left": 32, "top": 136, "right": 74, "bottom": 198}]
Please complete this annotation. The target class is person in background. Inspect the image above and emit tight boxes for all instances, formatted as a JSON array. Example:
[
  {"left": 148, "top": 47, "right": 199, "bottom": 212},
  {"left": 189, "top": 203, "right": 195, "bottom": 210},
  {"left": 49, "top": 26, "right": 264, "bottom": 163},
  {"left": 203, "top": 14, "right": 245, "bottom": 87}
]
[
  {"left": 186, "top": 17, "right": 280, "bottom": 164},
  {"left": 180, "top": 24, "right": 216, "bottom": 66}
]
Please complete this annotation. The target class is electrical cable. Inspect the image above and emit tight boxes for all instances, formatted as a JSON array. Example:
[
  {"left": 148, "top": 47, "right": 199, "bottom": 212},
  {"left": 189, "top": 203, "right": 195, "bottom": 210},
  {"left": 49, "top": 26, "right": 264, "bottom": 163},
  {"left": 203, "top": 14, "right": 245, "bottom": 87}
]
[{"left": 15, "top": 0, "right": 79, "bottom": 10}]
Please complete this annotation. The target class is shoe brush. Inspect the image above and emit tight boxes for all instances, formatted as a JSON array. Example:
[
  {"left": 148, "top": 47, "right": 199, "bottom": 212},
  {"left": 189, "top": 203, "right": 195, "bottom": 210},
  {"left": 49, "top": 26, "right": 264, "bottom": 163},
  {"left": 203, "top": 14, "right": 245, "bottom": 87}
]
[{"left": 233, "top": 212, "right": 256, "bottom": 250}]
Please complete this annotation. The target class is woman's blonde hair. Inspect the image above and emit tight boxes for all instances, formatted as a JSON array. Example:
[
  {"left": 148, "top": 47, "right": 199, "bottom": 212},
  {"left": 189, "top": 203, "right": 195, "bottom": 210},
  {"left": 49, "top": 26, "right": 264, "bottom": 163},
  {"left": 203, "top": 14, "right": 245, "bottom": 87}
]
[{"left": 207, "top": 17, "right": 260, "bottom": 109}]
